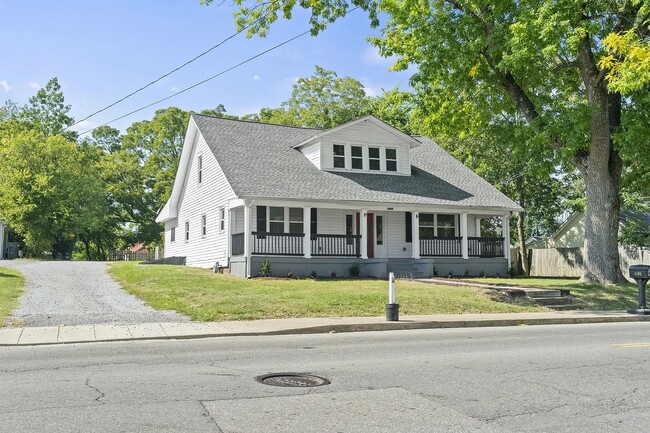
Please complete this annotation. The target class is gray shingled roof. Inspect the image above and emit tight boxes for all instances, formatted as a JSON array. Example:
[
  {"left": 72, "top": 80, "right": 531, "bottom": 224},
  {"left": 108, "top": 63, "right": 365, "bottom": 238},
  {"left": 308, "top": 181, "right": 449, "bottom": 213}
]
[{"left": 192, "top": 114, "right": 521, "bottom": 211}]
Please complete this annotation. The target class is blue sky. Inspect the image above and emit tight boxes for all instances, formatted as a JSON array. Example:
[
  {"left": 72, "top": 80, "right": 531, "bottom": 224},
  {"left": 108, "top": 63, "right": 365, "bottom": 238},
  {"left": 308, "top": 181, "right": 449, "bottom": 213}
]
[{"left": 1, "top": 0, "right": 414, "bottom": 134}]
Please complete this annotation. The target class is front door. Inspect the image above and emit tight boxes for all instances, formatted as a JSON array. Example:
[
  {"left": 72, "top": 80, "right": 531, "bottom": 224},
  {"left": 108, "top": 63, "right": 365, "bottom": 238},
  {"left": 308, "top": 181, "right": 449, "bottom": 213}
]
[{"left": 367, "top": 213, "right": 375, "bottom": 258}]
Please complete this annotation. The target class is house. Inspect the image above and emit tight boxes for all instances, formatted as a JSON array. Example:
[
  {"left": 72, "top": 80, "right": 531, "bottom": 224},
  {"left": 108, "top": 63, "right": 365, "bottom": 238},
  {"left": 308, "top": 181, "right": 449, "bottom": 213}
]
[{"left": 155, "top": 114, "right": 522, "bottom": 278}]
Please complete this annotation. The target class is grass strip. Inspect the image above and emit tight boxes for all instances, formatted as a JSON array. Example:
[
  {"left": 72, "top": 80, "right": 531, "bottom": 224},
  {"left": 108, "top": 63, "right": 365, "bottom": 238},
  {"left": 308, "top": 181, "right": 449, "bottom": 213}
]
[{"left": 0, "top": 266, "right": 25, "bottom": 327}]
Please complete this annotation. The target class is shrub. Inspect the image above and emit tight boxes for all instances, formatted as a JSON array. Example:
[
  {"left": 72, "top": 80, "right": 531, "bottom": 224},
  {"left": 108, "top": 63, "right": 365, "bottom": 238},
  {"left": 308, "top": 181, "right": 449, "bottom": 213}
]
[
  {"left": 310, "top": 270, "right": 318, "bottom": 278},
  {"left": 348, "top": 263, "right": 361, "bottom": 277},
  {"left": 287, "top": 271, "right": 294, "bottom": 279},
  {"left": 330, "top": 272, "right": 337, "bottom": 278},
  {"left": 432, "top": 267, "right": 438, "bottom": 277},
  {"left": 259, "top": 260, "right": 271, "bottom": 277}
]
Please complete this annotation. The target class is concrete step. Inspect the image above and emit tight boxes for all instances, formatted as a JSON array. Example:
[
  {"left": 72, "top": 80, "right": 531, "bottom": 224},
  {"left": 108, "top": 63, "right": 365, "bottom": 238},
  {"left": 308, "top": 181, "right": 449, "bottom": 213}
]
[
  {"left": 546, "top": 304, "right": 580, "bottom": 311},
  {"left": 532, "top": 296, "right": 574, "bottom": 306},
  {"left": 520, "top": 288, "right": 569, "bottom": 298}
]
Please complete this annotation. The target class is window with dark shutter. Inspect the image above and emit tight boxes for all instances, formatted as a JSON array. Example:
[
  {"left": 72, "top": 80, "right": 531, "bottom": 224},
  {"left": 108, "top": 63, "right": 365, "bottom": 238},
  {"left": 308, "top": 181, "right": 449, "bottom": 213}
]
[
  {"left": 310, "top": 208, "right": 317, "bottom": 239},
  {"left": 405, "top": 212, "right": 412, "bottom": 243},
  {"left": 256, "top": 206, "right": 266, "bottom": 234}
]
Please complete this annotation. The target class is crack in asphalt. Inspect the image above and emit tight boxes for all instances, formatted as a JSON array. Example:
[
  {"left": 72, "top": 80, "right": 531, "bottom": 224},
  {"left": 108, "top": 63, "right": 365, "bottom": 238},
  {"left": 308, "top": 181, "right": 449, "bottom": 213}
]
[
  {"left": 85, "top": 375, "right": 106, "bottom": 403},
  {"left": 199, "top": 400, "right": 225, "bottom": 433}
]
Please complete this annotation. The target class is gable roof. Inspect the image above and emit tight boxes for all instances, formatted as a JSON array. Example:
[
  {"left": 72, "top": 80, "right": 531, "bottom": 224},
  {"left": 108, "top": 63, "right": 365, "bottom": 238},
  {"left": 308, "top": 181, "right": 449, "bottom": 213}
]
[{"left": 188, "top": 114, "right": 521, "bottom": 211}]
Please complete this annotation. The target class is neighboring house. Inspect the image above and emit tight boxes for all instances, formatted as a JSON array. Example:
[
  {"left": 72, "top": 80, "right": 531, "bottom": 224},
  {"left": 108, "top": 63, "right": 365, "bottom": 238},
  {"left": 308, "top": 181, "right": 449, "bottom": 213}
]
[
  {"left": 129, "top": 243, "right": 149, "bottom": 254},
  {"left": 156, "top": 114, "right": 522, "bottom": 278}
]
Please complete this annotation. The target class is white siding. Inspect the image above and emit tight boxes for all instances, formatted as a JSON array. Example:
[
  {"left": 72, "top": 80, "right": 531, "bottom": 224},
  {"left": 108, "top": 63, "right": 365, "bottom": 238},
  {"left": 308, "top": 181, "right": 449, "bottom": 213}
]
[
  {"left": 386, "top": 211, "right": 412, "bottom": 258},
  {"left": 318, "top": 208, "right": 348, "bottom": 235},
  {"left": 163, "top": 132, "right": 236, "bottom": 267},
  {"left": 234, "top": 207, "right": 245, "bottom": 233},
  {"left": 467, "top": 215, "right": 477, "bottom": 237},
  {"left": 300, "top": 142, "right": 321, "bottom": 169}
]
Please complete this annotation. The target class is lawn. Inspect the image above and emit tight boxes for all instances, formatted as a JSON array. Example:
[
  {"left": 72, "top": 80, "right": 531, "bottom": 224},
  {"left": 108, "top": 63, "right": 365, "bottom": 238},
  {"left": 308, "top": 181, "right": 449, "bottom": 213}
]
[
  {"left": 0, "top": 266, "right": 24, "bottom": 327},
  {"left": 109, "top": 262, "right": 545, "bottom": 321},
  {"left": 468, "top": 277, "right": 638, "bottom": 311}
]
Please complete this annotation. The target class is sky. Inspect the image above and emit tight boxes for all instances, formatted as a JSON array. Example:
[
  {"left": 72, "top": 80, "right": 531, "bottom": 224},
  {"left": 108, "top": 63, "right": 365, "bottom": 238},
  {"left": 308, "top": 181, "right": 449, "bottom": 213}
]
[{"left": 1, "top": 0, "right": 415, "bottom": 135}]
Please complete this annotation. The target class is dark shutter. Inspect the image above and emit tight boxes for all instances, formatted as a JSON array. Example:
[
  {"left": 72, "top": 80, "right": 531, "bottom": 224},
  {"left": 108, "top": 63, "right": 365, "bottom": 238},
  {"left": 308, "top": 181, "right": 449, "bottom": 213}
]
[
  {"left": 310, "top": 208, "right": 317, "bottom": 239},
  {"left": 405, "top": 212, "right": 412, "bottom": 243},
  {"left": 256, "top": 206, "right": 266, "bottom": 233}
]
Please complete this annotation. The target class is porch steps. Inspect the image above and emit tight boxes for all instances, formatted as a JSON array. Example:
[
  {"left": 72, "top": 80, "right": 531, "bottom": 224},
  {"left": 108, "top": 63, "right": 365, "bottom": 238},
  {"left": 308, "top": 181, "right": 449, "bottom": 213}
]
[
  {"left": 425, "top": 278, "right": 578, "bottom": 311},
  {"left": 388, "top": 261, "right": 425, "bottom": 279}
]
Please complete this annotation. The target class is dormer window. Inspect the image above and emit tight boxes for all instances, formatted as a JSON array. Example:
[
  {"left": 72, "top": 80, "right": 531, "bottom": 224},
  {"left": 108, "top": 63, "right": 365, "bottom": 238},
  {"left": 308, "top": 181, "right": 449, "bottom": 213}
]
[
  {"left": 197, "top": 155, "right": 203, "bottom": 184},
  {"left": 333, "top": 144, "right": 345, "bottom": 168},
  {"left": 369, "top": 147, "right": 380, "bottom": 171},
  {"left": 351, "top": 146, "right": 363, "bottom": 169},
  {"left": 386, "top": 148, "right": 397, "bottom": 172}
]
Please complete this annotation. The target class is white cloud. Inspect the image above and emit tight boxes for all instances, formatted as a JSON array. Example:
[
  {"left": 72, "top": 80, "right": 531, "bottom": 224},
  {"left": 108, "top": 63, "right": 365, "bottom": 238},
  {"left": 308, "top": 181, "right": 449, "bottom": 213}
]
[
  {"left": 363, "top": 86, "right": 379, "bottom": 97},
  {"left": 253, "top": 75, "right": 260, "bottom": 81},
  {"left": 170, "top": 86, "right": 179, "bottom": 92},
  {"left": 68, "top": 120, "right": 96, "bottom": 133},
  {"left": 28, "top": 82, "right": 40, "bottom": 89},
  {"left": 362, "top": 46, "right": 397, "bottom": 66},
  {"left": 0, "top": 80, "right": 11, "bottom": 92}
]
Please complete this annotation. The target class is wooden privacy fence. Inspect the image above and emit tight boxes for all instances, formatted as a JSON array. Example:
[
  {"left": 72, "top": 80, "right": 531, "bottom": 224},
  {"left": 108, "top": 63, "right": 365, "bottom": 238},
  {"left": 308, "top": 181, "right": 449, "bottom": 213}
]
[{"left": 512, "top": 246, "right": 650, "bottom": 278}]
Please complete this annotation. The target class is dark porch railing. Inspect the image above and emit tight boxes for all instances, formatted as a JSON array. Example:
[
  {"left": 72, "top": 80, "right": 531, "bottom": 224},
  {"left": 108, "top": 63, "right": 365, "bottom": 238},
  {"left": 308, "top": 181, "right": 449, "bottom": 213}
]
[
  {"left": 252, "top": 231, "right": 304, "bottom": 256},
  {"left": 468, "top": 237, "right": 505, "bottom": 258},
  {"left": 311, "top": 234, "right": 360, "bottom": 257},
  {"left": 420, "top": 236, "right": 462, "bottom": 257},
  {"left": 231, "top": 233, "right": 245, "bottom": 256}
]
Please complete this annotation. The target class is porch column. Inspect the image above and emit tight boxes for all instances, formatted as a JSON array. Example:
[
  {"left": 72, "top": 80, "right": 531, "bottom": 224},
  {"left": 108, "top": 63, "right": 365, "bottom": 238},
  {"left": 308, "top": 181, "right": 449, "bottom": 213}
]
[
  {"left": 303, "top": 206, "right": 312, "bottom": 258},
  {"left": 244, "top": 203, "right": 251, "bottom": 278},
  {"left": 0, "top": 223, "right": 4, "bottom": 260},
  {"left": 411, "top": 211, "right": 420, "bottom": 259},
  {"left": 360, "top": 210, "right": 368, "bottom": 259},
  {"left": 461, "top": 212, "right": 469, "bottom": 259},
  {"left": 503, "top": 213, "right": 511, "bottom": 268}
]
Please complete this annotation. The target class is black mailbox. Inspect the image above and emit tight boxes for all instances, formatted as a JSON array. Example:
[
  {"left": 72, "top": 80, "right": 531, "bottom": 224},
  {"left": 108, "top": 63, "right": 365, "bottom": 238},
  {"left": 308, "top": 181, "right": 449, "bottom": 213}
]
[{"left": 628, "top": 265, "right": 650, "bottom": 315}]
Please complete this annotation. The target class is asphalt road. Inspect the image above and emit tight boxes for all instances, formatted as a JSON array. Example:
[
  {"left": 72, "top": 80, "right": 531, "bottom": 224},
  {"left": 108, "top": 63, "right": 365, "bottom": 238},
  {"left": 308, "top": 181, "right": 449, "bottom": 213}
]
[
  {"left": 1, "top": 261, "right": 188, "bottom": 326},
  {"left": 2, "top": 322, "right": 650, "bottom": 432}
]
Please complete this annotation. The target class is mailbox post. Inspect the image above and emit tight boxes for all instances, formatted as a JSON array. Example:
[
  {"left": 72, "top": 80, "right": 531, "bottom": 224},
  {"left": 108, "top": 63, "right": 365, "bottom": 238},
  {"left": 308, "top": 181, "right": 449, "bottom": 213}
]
[{"left": 628, "top": 265, "right": 650, "bottom": 315}]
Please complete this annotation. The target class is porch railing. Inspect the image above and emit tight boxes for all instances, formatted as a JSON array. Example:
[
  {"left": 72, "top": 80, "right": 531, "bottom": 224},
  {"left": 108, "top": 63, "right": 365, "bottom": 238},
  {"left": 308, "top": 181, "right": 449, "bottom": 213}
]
[
  {"left": 311, "top": 234, "right": 360, "bottom": 257},
  {"left": 420, "top": 236, "right": 462, "bottom": 257},
  {"left": 468, "top": 237, "right": 505, "bottom": 258},
  {"left": 252, "top": 231, "right": 304, "bottom": 256},
  {"left": 231, "top": 233, "right": 245, "bottom": 256}
]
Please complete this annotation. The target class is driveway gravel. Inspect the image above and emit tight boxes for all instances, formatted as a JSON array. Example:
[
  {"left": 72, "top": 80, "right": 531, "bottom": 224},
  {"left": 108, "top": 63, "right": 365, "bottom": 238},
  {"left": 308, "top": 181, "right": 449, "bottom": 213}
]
[{"left": 1, "top": 260, "right": 189, "bottom": 327}]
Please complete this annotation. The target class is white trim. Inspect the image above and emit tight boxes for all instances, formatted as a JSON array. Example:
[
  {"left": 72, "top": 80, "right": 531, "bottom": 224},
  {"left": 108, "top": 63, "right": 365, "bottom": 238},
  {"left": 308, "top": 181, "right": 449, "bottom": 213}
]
[
  {"left": 411, "top": 211, "right": 420, "bottom": 259},
  {"left": 360, "top": 209, "right": 368, "bottom": 259},
  {"left": 219, "top": 207, "right": 225, "bottom": 233},
  {"left": 304, "top": 206, "right": 312, "bottom": 259},
  {"left": 244, "top": 203, "right": 251, "bottom": 278}
]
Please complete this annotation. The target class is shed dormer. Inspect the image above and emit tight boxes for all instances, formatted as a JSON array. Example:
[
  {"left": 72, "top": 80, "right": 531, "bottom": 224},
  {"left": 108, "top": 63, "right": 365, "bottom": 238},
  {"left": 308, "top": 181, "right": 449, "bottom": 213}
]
[{"left": 292, "top": 115, "right": 421, "bottom": 176}]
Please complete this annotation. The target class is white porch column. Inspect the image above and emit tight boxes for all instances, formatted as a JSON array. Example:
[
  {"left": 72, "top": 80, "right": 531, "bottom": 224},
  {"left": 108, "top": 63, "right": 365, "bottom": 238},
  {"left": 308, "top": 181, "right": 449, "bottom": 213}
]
[
  {"left": 303, "top": 206, "right": 312, "bottom": 258},
  {"left": 360, "top": 210, "right": 368, "bottom": 259},
  {"left": 244, "top": 203, "right": 251, "bottom": 278},
  {"left": 226, "top": 208, "right": 233, "bottom": 261},
  {"left": 0, "top": 223, "right": 4, "bottom": 260},
  {"left": 461, "top": 212, "right": 469, "bottom": 259},
  {"left": 503, "top": 213, "right": 511, "bottom": 268},
  {"left": 411, "top": 211, "right": 420, "bottom": 259}
]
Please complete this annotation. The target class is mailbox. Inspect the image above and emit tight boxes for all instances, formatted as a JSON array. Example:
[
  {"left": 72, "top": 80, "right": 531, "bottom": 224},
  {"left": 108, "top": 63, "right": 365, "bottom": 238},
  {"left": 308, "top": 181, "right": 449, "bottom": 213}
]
[{"left": 628, "top": 265, "right": 650, "bottom": 315}]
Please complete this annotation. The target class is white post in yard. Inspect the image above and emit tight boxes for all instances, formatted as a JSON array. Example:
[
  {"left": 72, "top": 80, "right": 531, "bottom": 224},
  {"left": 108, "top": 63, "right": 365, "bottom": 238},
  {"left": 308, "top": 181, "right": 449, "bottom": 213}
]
[
  {"left": 304, "top": 206, "right": 312, "bottom": 259},
  {"left": 389, "top": 272, "right": 396, "bottom": 304}
]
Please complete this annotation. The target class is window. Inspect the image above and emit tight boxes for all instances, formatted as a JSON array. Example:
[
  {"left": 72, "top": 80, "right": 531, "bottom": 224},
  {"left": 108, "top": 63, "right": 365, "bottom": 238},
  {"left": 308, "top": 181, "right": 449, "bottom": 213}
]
[
  {"left": 386, "top": 148, "right": 397, "bottom": 172},
  {"left": 437, "top": 214, "right": 456, "bottom": 237},
  {"left": 310, "top": 208, "right": 318, "bottom": 238},
  {"left": 346, "top": 214, "right": 354, "bottom": 245},
  {"left": 376, "top": 215, "right": 383, "bottom": 245},
  {"left": 289, "top": 208, "right": 304, "bottom": 234},
  {"left": 201, "top": 214, "right": 207, "bottom": 237},
  {"left": 333, "top": 144, "right": 345, "bottom": 168},
  {"left": 197, "top": 155, "right": 203, "bottom": 184},
  {"left": 171, "top": 227, "right": 176, "bottom": 242},
  {"left": 256, "top": 206, "right": 267, "bottom": 238},
  {"left": 351, "top": 146, "right": 363, "bottom": 169},
  {"left": 368, "top": 147, "right": 380, "bottom": 170},
  {"left": 269, "top": 207, "right": 284, "bottom": 233},
  {"left": 219, "top": 208, "right": 225, "bottom": 232},
  {"left": 185, "top": 221, "right": 190, "bottom": 242},
  {"left": 419, "top": 213, "right": 435, "bottom": 238}
]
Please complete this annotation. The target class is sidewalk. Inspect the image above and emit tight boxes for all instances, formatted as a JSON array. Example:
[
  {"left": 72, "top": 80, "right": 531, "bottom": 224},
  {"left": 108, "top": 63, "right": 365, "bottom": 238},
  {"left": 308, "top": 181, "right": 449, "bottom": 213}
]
[{"left": 2, "top": 310, "right": 650, "bottom": 346}]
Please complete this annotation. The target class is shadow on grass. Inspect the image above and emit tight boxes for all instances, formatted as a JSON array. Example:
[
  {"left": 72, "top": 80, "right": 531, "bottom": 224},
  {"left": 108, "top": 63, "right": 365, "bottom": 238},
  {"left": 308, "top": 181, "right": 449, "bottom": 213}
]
[{"left": 0, "top": 272, "right": 19, "bottom": 279}]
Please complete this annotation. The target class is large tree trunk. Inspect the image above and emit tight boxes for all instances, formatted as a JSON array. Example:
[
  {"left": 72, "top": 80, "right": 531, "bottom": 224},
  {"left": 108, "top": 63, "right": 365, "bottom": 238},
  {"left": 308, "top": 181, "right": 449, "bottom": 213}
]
[{"left": 516, "top": 180, "right": 529, "bottom": 276}]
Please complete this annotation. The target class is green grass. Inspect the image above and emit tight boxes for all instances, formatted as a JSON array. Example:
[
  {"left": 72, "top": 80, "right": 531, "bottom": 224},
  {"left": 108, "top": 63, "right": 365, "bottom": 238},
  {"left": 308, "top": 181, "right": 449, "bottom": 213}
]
[
  {"left": 0, "top": 266, "right": 25, "bottom": 327},
  {"left": 468, "top": 277, "right": 637, "bottom": 311},
  {"left": 109, "top": 262, "right": 545, "bottom": 321}
]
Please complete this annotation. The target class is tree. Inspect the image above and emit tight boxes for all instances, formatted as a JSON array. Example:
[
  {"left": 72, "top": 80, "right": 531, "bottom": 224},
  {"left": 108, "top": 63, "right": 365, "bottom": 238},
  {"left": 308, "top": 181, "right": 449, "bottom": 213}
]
[{"left": 208, "top": 0, "right": 650, "bottom": 283}]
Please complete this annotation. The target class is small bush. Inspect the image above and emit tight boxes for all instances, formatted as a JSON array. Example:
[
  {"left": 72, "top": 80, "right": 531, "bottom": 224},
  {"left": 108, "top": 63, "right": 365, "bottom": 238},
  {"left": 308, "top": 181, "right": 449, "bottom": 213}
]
[
  {"left": 310, "top": 270, "right": 318, "bottom": 278},
  {"left": 348, "top": 263, "right": 361, "bottom": 277},
  {"left": 508, "top": 267, "right": 517, "bottom": 277},
  {"left": 259, "top": 260, "right": 271, "bottom": 277},
  {"left": 479, "top": 271, "right": 485, "bottom": 278},
  {"left": 463, "top": 269, "right": 470, "bottom": 277},
  {"left": 432, "top": 267, "right": 438, "bottom": 277},
  {"left": 330, "top": 272, "right": 337, "bottom": 278},
  {"left": 287, "top": 271, "right": 294, "bottom": 279}
]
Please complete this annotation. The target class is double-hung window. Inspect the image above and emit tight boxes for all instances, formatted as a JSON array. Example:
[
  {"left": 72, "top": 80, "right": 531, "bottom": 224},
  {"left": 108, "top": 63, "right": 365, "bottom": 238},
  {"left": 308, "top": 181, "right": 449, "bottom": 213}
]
[
  {"left": 171, "top": 227, "right": 176, "bottom": 242},
  {"left": 351, "top": 146, "right": 363, "bottom": 169},
  {"left": 368, "top": 147, "right": 380, "bottom": 171},
  {"left": 219, "top": 208, "right": 225, "bottom": 232},
  {"left": 289, "top": 208, "right": 304, "bottom": 234},
  {"left": 197, "top": 155, "right": 203, "bottom": 184},
  {"left": 201, "top": 214, "right": 207, "bottom": 237},
  {"left": 269, "top": 207, "right": 284, "bottom": 233},
  {"left": 437, "top": 214, "right": 456, "bottom": 237},
  {"left": 386, "top": 148, "right": 397, "bottom": 172},
  {"left": 419, "top": 214, "right": 435, "bottom": 238},
  {"left": 185, "top": 221, "right": 190, "bottom": 242},
  {"left": 333, "top": 144, "right": 345, "bottom": 168}
]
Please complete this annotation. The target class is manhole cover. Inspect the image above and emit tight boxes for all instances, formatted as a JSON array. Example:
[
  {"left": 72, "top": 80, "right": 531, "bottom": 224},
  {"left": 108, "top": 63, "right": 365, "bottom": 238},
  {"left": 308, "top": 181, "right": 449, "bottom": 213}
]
[{"left": 256, "top": 373, "right": 330, "bottom": 387}]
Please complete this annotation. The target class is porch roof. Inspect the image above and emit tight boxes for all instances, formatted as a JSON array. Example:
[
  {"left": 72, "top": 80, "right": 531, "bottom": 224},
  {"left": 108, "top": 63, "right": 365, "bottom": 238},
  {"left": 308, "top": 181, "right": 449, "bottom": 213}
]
[{"left": 193, "top": 114, "right": 522, "bottom": 212}]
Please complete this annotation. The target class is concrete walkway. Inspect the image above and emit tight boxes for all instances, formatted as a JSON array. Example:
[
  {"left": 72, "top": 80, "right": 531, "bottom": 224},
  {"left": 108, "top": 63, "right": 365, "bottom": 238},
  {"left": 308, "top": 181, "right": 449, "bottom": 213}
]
[{"left": 1, "top": 310, "right": 649, "bottom": 346}]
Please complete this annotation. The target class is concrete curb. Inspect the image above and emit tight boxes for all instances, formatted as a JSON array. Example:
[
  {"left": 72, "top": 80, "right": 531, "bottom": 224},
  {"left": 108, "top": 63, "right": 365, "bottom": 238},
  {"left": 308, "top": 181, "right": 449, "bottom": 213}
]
[{"left": 2, "top": 312, "right": 650, "bottom": 347}]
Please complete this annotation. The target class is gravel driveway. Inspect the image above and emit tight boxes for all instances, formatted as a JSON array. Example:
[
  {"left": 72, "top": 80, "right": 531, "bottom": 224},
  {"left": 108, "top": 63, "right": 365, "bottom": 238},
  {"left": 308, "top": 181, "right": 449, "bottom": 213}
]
[{"left": 2, "top": 260, "right": 189, "bottom": 327}]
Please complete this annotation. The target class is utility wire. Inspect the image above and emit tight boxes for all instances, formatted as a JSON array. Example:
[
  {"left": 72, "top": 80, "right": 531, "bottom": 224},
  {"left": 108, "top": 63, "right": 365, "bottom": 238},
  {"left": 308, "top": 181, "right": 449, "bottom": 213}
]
[
  {"left": 68, "top": 3, "right": 278, "bottom": 129},
  {"left": 77, "top": 31, "right": 310, "bottom": 136},
  {"left": 77, "top": 7, "right": 360, "bottom": 137}
]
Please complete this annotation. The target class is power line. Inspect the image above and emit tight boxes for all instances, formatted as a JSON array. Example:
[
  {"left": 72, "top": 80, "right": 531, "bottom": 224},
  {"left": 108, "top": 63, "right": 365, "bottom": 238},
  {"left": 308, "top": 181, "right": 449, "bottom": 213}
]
[
  {"left": 77, "top": 31, "right": 310, "bottom": 136},
  {"left": 78, "top": 7, "right": 361, "bottom": 137},
  {"left": 68, "top": 4, "right": 277, "bottom": 129}
]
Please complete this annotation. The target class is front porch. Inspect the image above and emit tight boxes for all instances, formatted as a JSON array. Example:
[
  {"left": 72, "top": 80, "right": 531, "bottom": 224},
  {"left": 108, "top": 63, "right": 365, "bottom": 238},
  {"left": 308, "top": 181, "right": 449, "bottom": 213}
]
[{"left": 227, "top": 203, "right": 511, "bottom": 278}]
